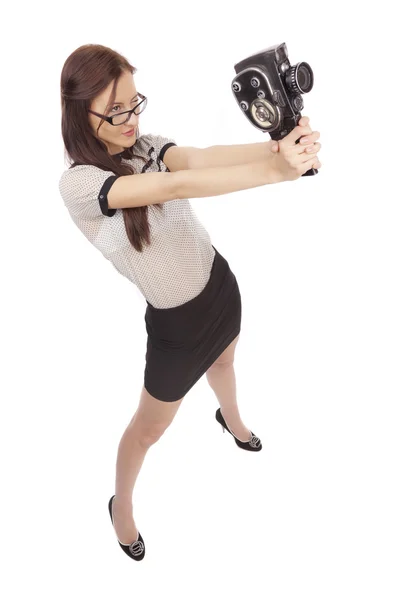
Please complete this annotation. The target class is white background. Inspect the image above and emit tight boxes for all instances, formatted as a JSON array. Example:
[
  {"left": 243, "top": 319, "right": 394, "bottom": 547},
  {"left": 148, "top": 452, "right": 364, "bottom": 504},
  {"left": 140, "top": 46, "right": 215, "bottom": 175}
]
[{"left": 1, "top": 0, "right": 399, "bottom": 597}]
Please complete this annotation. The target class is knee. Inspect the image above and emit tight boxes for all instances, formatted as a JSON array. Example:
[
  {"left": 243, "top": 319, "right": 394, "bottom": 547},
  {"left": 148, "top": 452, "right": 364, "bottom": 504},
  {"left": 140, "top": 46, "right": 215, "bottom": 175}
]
[
  {"left": 134, "top": 422, "right": 169, "bottom": 448},
  {"left": 207, "top": 358, "right": 234, "bottom": 373}
]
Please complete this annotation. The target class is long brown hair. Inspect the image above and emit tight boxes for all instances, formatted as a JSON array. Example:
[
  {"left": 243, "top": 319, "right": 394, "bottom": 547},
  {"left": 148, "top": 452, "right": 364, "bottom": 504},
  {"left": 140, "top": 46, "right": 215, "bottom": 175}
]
[{"left": 60, "top": 43, "right": 163, "bottom": 252}]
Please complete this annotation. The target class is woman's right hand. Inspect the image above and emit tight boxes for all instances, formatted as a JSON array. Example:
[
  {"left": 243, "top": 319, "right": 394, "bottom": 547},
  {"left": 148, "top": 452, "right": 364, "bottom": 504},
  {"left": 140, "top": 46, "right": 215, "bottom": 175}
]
[{"left": 268, "top": 121, "right": 322, "bottom": 183}]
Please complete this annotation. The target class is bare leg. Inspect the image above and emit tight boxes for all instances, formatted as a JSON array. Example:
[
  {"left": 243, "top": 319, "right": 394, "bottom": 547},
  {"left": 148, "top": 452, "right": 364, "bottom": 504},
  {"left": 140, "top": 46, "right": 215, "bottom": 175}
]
[
  {"left": 112, "top": 385, "right": 184, "bottom": 544},
  {"left": 206, "top": 334, "right": 251, "bottom": 442}
]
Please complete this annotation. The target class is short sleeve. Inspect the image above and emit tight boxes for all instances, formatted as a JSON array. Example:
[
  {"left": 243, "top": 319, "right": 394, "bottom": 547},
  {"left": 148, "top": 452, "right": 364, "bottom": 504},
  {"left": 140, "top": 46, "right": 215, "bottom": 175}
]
[
  {"left": 59, "top": 164, "right": 120, "bottom": 220},
  {"left": 138, "top": 133, "right": 177, "bottom": 171}
]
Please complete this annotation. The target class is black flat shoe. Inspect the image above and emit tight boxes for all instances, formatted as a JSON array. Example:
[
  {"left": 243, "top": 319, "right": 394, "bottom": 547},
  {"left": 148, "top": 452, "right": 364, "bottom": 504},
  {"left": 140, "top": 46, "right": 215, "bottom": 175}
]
[
  {"left": 108, "top": 495, "right": 146, "bottom": 561},
  {"left": 215, "top": 408, "right": 262, "bottom": 451}
]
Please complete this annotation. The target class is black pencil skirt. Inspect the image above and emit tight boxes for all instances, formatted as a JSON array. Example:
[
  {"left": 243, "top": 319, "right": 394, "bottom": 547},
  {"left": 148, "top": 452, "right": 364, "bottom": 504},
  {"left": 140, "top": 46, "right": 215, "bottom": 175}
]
[{"left": 143, "top": 245, "right": 242, "bottom": 402}]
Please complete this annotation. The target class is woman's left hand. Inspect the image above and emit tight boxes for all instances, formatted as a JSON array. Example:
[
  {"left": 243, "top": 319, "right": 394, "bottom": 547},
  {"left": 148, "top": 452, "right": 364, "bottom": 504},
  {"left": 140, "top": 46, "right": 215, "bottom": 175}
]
[{"left": 268, "top": 116, "right": 320, "bottom": 154}]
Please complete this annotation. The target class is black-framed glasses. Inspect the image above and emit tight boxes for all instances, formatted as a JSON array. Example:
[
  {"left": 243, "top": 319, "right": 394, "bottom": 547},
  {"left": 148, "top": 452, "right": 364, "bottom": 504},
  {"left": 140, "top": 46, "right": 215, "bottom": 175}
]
[{"left": 88, "top": 92, "right": 147, "bottom": 126}]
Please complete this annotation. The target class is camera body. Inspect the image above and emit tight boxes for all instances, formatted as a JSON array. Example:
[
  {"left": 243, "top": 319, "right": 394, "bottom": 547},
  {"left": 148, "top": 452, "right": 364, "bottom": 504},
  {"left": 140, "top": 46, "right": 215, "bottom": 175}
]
[{"left": 232, "top": 42, "right": 317, "bottom": 176}]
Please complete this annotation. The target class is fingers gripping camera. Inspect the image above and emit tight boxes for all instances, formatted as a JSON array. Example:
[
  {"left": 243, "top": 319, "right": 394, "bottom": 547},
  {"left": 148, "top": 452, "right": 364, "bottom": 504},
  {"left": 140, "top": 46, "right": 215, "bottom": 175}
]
[{"left": 231, "top": 42, "right": 318, "bottom": 177}]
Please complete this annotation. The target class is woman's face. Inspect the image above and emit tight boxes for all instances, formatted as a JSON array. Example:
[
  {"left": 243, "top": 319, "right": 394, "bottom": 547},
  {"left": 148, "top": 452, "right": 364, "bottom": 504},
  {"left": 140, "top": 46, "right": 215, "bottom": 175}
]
[{"left": 89, "top": 70, "right": 140, "bottom": 155}]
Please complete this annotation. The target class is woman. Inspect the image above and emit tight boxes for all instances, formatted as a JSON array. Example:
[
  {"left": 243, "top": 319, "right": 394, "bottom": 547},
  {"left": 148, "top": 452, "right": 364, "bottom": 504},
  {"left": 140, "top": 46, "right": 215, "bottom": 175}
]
[{"left": 59, "top": 44, "right": 322, "bottom": 561}]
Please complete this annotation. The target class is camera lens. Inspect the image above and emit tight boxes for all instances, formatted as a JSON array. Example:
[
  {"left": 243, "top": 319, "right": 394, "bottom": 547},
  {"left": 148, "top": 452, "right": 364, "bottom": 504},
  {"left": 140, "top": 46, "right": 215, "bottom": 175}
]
[
  {"left": 285, "top": 62, "right": 314, "bottom": 94},
  {"left": 298, "top": 64, "right": 312, "bottom": 91}
]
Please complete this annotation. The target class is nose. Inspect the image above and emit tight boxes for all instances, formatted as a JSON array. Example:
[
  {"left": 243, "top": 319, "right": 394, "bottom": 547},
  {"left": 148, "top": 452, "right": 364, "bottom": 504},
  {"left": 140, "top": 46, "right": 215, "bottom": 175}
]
[{"left": 125, "top": 111, "right": 138, "bottom": 127}]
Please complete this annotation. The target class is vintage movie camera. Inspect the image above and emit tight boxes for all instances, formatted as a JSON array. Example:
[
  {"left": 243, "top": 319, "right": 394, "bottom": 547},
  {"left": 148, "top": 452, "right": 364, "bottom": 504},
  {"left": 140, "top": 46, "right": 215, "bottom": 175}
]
[{"left": 232, "top": 42, "right": 318, "bottom": 176}]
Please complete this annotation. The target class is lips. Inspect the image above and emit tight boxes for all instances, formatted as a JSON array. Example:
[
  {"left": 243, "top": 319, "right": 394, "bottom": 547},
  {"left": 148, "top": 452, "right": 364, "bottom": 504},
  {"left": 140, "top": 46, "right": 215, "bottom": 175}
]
[{"left": 122, "top": 128, "right": 136, "bottom": 136}]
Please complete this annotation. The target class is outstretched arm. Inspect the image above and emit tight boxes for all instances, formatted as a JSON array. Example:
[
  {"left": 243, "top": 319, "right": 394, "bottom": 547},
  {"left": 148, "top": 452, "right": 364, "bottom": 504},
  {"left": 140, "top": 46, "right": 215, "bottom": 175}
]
[
  {"left": 189, "top": 140, "right": 277, "bottom": 169},
  {"left": 185, "top": 116, "right": 314, "bottom": 170}
]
